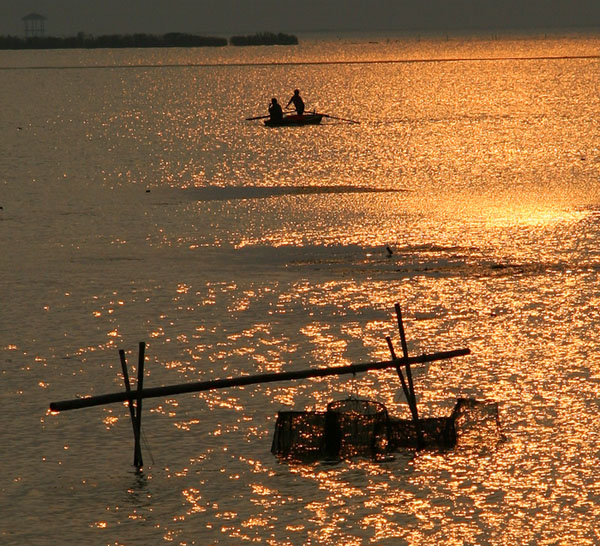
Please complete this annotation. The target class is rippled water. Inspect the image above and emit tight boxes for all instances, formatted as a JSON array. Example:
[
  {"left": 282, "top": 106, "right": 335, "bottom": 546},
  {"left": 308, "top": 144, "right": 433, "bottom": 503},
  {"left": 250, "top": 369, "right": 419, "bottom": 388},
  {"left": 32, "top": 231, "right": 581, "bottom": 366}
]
[{"left": 2, "top": 32, "right": 600, "bottom": 545}]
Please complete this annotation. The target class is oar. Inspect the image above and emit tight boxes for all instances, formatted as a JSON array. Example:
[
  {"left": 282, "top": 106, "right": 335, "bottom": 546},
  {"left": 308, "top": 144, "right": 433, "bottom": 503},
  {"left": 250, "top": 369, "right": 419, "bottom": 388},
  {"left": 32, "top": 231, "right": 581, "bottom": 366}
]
[
  {"left": 318, "top": 113, "right": 360, "bottom": 124},
  {"left": 245, "top": 114, "right": 271, "bottom": 121}
]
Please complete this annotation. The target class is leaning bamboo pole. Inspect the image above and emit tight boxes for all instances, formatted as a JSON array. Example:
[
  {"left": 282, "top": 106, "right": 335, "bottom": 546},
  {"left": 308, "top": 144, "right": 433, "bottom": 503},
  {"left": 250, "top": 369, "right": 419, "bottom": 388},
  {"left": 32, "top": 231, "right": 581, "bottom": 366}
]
[
  {"left": 394, "top": 303, "right": 424, "bottom": 448},
  {"left": 49, "top": 348, "right": 470, "bottom": 413}
]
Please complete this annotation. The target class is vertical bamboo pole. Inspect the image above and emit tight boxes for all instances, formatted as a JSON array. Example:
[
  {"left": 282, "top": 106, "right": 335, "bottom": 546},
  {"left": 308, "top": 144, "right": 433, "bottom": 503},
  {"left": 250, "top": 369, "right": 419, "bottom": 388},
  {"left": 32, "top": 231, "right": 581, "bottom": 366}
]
[
  {"left": 135, "top": 342, "right": 145, "bottom": 469},
  {"left": 119, "top": 349, "right": 143, "bottom": 468},
  {"left": 394, "top": 304, "right": 423, "bottom": 449}
]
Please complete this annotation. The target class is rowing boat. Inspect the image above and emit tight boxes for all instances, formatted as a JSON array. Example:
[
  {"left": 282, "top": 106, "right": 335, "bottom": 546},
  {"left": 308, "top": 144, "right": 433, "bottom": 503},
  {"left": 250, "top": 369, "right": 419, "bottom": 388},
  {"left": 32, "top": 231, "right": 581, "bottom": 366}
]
[{"left": 264, "top": 113, "right": 323, "bottom": 127}]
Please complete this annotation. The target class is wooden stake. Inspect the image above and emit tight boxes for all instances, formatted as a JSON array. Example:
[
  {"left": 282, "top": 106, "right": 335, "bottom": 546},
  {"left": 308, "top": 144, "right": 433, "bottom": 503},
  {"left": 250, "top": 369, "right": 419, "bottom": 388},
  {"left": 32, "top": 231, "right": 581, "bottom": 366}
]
[
  {"left": 119, "top": 349, "right": 143, "bottom": 468},
  {"left": 394, "top": 303, "right": 423, "bottom": 449},
  {"left": 385, "top": 336, "right": 411, "bottom": 404},
  {"left": 135, "top": 342, "right": 145, "bottom": 469}
]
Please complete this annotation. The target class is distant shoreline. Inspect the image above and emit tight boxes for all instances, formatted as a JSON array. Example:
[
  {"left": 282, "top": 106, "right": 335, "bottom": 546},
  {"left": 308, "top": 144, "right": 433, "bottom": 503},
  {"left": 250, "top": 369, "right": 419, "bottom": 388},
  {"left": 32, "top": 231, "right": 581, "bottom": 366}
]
[
  {"left": 229, "top": 32, "right": 298, "bottom": 46},
  {"left": 0, "top": 31, "right": 299, "bottom": 50}
]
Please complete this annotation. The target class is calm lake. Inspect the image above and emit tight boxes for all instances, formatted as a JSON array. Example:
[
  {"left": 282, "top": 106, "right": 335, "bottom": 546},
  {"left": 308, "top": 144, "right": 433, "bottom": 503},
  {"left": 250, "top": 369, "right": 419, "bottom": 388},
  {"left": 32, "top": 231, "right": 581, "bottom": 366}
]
[{"left": 2, "top": 31, "right": 600, "bottom": 545}]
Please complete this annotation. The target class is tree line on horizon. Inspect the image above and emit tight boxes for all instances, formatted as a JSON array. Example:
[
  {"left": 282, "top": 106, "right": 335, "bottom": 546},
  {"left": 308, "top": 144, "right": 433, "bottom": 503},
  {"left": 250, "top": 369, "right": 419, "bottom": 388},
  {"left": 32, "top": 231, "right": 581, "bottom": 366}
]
[
  {"left": 0, "top": 31, "right": 298, "bottom": 49},
  {"left": 229, "top": 32, "right": 298, "bottom": 46}
]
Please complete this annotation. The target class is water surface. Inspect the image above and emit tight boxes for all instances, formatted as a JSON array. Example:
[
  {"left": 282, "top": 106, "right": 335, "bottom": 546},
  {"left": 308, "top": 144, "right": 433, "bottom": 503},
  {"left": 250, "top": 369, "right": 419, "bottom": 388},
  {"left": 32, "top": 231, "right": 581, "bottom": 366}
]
[{"left": 2, "top": 32, "right": 600, "bottom": 545}]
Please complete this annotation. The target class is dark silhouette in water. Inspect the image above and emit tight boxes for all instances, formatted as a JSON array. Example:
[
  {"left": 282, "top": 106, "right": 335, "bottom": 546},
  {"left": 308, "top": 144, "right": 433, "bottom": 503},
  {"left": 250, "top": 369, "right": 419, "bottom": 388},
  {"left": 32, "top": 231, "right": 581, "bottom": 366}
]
[
  {"left": 268, "top": 98, "right": 283, "bottom": 122},
  {"left": 286, "top": 89, "right": 305, "bottom": 115}
]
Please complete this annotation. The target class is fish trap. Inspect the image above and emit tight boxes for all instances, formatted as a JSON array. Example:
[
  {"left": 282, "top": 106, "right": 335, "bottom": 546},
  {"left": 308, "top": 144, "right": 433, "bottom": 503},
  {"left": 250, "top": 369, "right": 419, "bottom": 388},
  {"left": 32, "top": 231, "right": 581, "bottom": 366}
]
[{"left": 271, "top": 397, "right": 500, "bottom": 462}]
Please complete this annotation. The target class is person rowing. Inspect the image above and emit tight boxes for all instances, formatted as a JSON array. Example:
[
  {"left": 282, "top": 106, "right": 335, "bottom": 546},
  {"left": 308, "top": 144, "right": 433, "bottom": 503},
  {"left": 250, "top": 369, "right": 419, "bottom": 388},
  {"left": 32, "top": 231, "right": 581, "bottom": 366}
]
[
  {"left": 286, "top": 89, "right": 305, "bottom": 116},
  {"left": 268, "top": 98, "right": 283, "bottom": 122}
]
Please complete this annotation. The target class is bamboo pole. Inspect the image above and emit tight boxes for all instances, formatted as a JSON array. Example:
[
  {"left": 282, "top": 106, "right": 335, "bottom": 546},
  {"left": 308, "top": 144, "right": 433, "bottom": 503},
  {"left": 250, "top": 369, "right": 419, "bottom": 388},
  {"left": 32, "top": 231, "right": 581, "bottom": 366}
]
[
  {"left": 135, "top": 342, "right": 145, "bottom": 469},
  {"left": 394, "top": 303, "right": 423, "bottom": 448},
  {"left": 385, "top": 336, "right": 411, "bottom": 404},
  {"left": 49, "top": 348, "right": 470, "bottom": 413},
  {"left": 119, "top": 349, "right": 143, "bottom": 468},
  {"left": 387, "top": 333, "right": 422, "bottom": 448},
  {"left": 395, "top": 303, "right": 415, "bottom": 405}
]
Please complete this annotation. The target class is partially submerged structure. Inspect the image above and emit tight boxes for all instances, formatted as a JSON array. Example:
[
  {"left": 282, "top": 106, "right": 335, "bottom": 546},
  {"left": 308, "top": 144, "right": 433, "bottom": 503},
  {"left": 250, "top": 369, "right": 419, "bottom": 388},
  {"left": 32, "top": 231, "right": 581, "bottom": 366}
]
[
  {"left": 272, "top": 397, "right": 501, "bottom": 462},
  {"left": 49, "top": 304, "right": 494, "bottom": 468}
]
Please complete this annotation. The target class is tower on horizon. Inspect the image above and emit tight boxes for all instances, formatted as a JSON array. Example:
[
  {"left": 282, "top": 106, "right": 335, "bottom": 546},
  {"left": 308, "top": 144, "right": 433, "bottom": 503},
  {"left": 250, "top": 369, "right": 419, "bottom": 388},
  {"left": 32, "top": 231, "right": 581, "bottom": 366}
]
[{"left": 22, "top": 13, "right": 47, "bottom": 38}]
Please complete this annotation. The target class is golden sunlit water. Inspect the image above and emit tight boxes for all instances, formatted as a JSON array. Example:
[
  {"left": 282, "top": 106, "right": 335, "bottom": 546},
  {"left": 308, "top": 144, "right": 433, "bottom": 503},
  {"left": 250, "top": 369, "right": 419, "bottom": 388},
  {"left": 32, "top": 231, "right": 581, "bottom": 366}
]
[{"left": 3, "top": 32, "right": 600, "bottom": 545}]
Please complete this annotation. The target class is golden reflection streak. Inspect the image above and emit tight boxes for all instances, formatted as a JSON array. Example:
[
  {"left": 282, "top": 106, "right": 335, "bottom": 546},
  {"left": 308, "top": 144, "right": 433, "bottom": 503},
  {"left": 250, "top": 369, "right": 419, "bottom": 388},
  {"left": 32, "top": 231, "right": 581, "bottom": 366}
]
[{"left": 478, "top": 202, "right": 587, "bottom": 229}]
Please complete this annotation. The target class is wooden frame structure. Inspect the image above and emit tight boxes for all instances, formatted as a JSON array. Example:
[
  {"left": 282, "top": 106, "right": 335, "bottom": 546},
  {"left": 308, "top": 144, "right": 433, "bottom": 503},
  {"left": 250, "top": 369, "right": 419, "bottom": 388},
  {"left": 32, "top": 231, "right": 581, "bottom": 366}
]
[{"left": 49, "top": 305, "right": 470, "bottom": 469}]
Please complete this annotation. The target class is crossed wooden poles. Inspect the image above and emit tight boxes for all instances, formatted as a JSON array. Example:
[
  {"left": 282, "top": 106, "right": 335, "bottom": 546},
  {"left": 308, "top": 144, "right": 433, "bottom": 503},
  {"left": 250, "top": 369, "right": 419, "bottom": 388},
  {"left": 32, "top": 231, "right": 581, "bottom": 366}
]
[
  {"left": 49, "top": 305, "right": 470, "bottom": 468},
  {"left": 386, "top": 303, "right": 423, "bottom": 448},
  {"left": 118, "top": 343, "right": 146, "bottom": 468}
]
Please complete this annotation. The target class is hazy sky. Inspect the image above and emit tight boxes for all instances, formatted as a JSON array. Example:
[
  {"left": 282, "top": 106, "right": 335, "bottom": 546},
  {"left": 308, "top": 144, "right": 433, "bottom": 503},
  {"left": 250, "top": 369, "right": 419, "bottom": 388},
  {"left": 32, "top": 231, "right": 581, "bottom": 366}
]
[{"left": 3, "top": 1, "right": 600, "bottom": 37}]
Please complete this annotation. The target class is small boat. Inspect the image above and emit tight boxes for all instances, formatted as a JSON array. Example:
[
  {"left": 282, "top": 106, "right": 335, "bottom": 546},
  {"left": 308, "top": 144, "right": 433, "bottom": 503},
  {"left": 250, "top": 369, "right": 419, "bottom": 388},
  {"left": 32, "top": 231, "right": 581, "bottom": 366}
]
[{"left": 264, "top": 113, "right": 323, "bottom": 127}]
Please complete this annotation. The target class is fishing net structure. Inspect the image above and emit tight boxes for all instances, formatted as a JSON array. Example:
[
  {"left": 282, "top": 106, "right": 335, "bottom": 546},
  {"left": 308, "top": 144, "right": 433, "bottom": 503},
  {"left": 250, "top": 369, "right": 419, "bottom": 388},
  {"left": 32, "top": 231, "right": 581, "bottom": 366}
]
[
  {"left": 271, "top": 397, "right": 500, "bottom": 462},
  {"left": 452, "top": 397, "right": 504, "bottom": 448}
]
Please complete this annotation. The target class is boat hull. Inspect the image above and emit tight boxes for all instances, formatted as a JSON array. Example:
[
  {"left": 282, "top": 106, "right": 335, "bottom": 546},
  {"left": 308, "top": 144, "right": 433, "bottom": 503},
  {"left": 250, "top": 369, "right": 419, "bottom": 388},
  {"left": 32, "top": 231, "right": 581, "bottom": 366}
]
[{"left": 264, "top": 113, "right": 323, "bottom": 127}]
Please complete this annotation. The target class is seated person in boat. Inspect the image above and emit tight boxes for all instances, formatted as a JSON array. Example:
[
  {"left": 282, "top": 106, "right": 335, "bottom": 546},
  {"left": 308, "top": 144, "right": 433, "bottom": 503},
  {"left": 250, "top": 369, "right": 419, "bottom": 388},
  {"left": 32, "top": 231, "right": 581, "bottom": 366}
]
[
  {"left": 268, "top": 98, "right": 283, "bottom": 122},
  {"left": 286, "top": 89, "right": 305, "bottom": 115}
]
